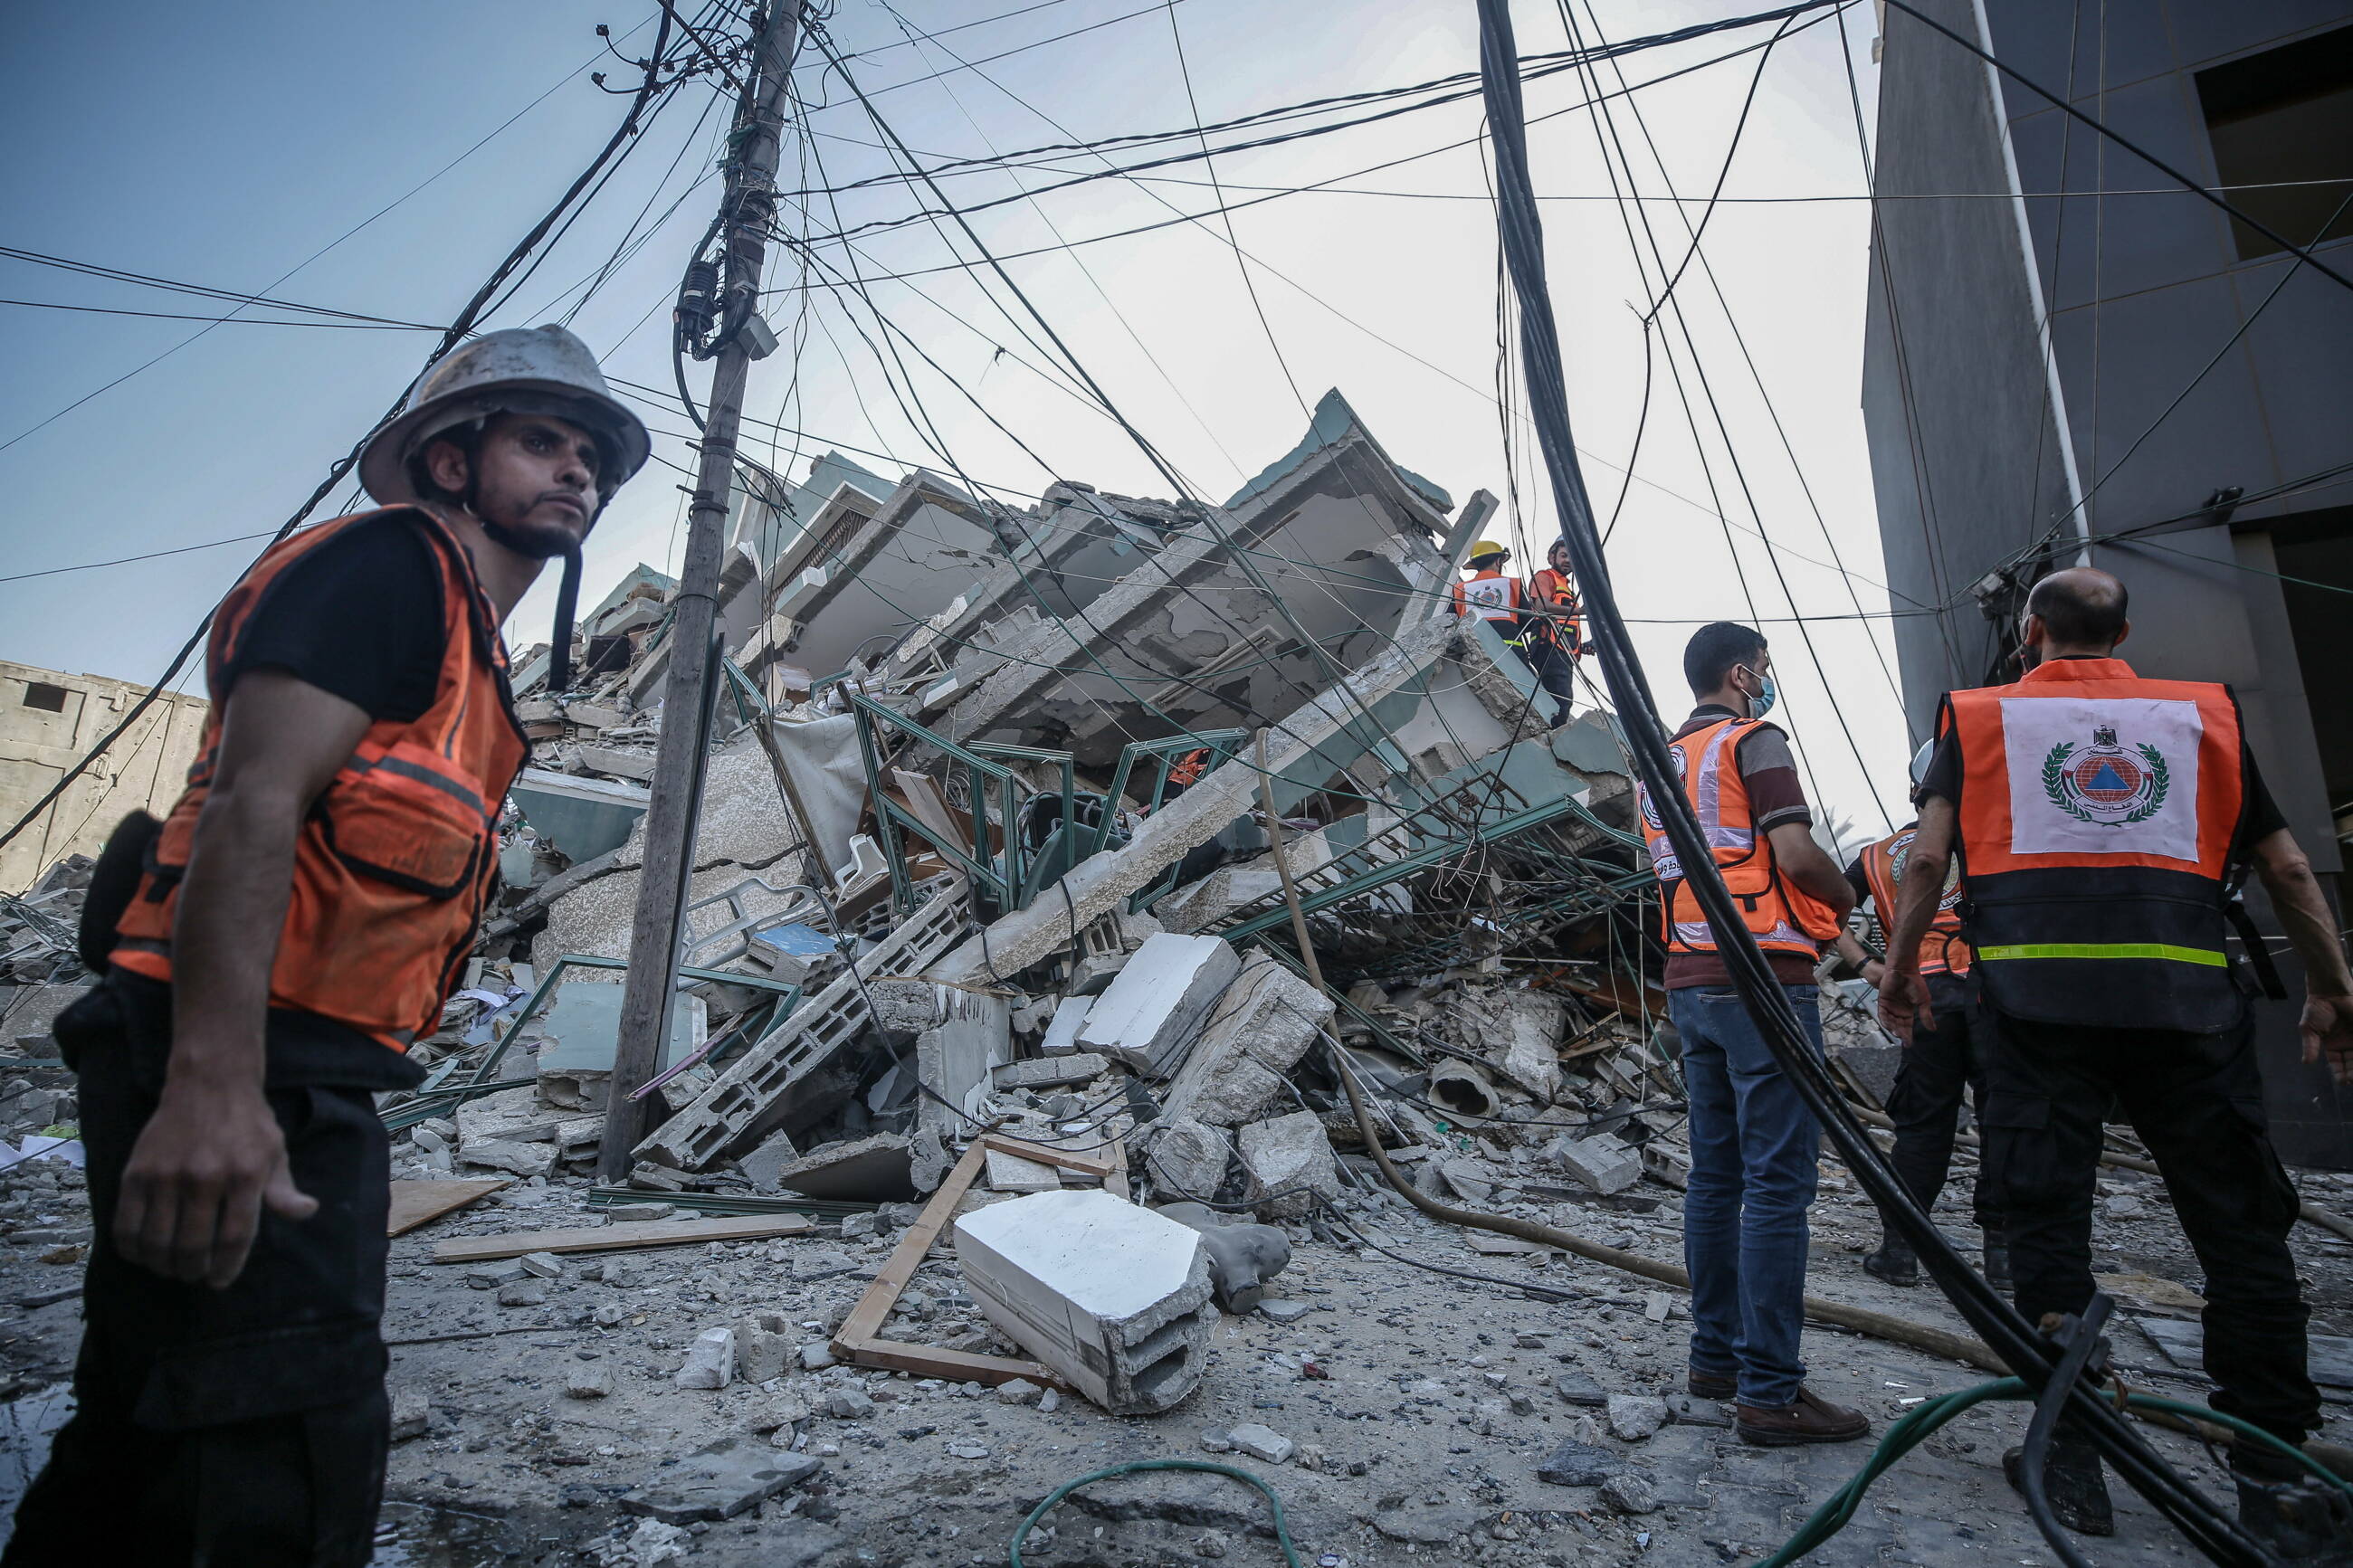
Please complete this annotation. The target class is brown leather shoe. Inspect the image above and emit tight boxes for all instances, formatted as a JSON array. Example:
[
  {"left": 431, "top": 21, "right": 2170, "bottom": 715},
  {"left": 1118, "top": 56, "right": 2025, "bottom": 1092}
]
[
  {"left": 1687, "top": 1370, "right": 1737, "bottom": 1401},
  {"left": 1735, "top": 1386, "right": 1872, "bottom": 1447}
]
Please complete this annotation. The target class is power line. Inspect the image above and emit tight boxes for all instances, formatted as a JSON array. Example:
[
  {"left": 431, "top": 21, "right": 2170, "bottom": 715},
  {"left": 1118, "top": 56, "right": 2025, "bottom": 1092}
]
[{"left": 0, "top": 9, "right": 683, "bottom": 871}]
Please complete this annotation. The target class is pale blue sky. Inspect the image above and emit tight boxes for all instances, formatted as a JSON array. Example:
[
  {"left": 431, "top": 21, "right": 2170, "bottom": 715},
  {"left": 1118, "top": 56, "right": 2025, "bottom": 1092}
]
[{"left": 0, "top": 0, "right": 1912, "bottom": 833}]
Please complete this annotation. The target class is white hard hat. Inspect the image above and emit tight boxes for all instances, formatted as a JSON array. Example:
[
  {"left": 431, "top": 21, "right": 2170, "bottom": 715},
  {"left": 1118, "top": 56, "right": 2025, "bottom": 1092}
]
[
  {"left": 358, "top": 325, "right": 650, "bottom": 508},
  {"left": 1909, "top": 739, "right": 1936, "bottom": 790}
]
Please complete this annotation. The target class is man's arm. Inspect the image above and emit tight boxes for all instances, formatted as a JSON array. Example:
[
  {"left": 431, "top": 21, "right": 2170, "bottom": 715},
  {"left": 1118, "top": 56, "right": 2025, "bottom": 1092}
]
[
  {"left": 113, "top": 671, "right": 372, "bottom": 1288},
  {"left": 1875, "top": 797, "right": 1956, "bottom": 1041},
  {"left": 1834, "top": 929, "right": 1886, "bottom": 988},
  {"left": 2248, "top": 827, "right": 2353, "bottom": 1086},
  {"left": 1766, "top": 822, "right": 1856, "bottom": 920}
]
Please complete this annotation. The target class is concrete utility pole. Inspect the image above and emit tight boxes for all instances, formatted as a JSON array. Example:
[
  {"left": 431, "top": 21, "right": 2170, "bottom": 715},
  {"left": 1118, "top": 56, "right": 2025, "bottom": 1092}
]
[{"left": 601, "top": 0, "right": 800, "bottom": 1182}]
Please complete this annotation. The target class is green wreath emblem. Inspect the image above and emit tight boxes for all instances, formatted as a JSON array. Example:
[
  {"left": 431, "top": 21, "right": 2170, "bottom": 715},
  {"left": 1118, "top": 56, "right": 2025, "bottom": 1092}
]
[{"left": 2042, "top": 741, "right": 2169, "bottom": 827}]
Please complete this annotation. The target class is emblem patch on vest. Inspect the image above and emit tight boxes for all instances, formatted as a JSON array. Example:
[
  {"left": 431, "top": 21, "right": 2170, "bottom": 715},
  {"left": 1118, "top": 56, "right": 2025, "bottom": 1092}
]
[
  {"left": 2042, "top": 725, "right": 2168, "bottom": 827},
  {"left": 1999, "top": 696, "right": 2202, "bottom": 860}
]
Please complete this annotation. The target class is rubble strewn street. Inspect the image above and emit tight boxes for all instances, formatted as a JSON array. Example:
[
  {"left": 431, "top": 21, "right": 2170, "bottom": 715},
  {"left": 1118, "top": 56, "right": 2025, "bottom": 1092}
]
[{"left": 3, "top": 415, "right": 2350, "bottom": 1566}]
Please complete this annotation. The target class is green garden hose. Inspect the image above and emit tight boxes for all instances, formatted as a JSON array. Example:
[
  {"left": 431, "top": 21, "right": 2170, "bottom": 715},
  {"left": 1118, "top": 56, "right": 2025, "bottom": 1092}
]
[
  {"left": 1008, "top": 1459, "right": 1304, "bottom": 1567},
  {"left": 1762, "top": 1380, "right": 2353, "bottom": 1566}
]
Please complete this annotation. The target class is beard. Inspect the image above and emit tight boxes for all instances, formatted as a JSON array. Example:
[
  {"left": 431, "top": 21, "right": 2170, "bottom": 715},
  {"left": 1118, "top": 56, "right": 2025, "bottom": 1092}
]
[{"left": 478, "top": 498, "right": 590, "bottom": 560}]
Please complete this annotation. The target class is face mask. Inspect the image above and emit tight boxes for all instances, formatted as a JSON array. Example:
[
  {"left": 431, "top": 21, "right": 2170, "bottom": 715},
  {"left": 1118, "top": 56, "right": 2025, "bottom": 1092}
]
[{"left": 1741, "top": 668, "right": 1777, "bottom": 718}]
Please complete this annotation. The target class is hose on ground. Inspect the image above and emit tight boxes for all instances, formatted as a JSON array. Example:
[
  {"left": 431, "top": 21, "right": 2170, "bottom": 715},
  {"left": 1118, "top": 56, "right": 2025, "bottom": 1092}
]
[{"left": 2016, "top": 1294, "right": 2111, "bottom": 1568}]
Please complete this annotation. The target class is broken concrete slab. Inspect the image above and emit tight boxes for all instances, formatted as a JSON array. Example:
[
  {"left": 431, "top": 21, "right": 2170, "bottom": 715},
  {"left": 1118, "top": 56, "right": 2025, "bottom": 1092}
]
[
  {"left": 619, "top": 1440, "right": 822, "bottom": 1524},
  {"left": 1040, "top": 995, "right": 1092, "bottom": 1054},
  {"left": 992, "top": 1052, "right": 1109, "bottom": 1091},
  {"left": 736, "top": 1128, "right": 801, "bottom": 1194},
  {"left": 1487, "top": 989, "right": 1565, "bottom": 1103},
  {"left": 1157, "top": 954, "right": 1334, "bottom": 1129},
  {"left": 456, "top": 1138, "right": 557, "bottom": 1179},
  {"left": 1226, "top": 1422, "right": 1294, "bottom": 1464},
  {"left": 1236, "top": 1110, "right": 1338, "bottom": 1220},
  {"left": 916, "top": 990, "right": 1010, "bottom": 1140},
  {"left": 770, "top": 1134, "right": 916, "bottom": 1202},
  {"left": 984, "top": 1148, "right": 1065, "bottom": 1194},
  {"left": 1075, "top": 933, "right": 1241, "bottom": 1078},
  {"left": 954, "top": 1188, "right": 1215, "bottom": 1415},
  {"left": 1149, "top": 866, "right": 1281, "bottom": 935}
]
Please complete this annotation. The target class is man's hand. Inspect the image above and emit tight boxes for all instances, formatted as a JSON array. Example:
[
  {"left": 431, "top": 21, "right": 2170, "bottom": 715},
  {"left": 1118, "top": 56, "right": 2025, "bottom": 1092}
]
[
  {"left": 114, "top": 1072, "right": 316, "bottom": 1288},
  {"left": 2301, "top": 991, "right": 2353, "bottom": 1088},
  {"left": 1877, "top": 965, "right": 1931, "bottom": 1042},
  {"left": 1862, "top": 958, "right": 1888, "bottom": 990}
]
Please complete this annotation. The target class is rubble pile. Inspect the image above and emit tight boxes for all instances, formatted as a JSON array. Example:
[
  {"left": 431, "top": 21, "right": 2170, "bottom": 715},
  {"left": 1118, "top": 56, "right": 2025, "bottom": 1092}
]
[{"left": 5, "top": 404, "right": 2349, "bottom": 1566}]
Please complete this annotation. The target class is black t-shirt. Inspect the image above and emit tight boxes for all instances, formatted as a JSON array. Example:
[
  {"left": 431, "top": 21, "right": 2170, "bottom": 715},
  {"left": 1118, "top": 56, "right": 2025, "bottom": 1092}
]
[
  {"left": 1843, "top": 851, "right": 1873, "bottom": 913},
  {"left": 224, "top": 517, "right": 445, "bottom": 721},
  {"left": 199, "top": 514, "right": 452, "bottom": 1087}
]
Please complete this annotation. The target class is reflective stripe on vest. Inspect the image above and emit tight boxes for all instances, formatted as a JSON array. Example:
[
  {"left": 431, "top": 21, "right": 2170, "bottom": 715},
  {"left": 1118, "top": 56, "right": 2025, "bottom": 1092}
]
[
  {"left": 1637, "top": 717, "right": 1841, "bottom": 958},
  {"left": 1862, "top": 827, "right": 1972, "bottom": 977},
  {"left": 1941, "top": 659, "right": 2247, "bottom": 1031},
  {"left": 1453, "top": 571, "right": 1520, "bottom": 622},
  {"left": 111, "top": 508, "right": 529, "bottom": 1051}
]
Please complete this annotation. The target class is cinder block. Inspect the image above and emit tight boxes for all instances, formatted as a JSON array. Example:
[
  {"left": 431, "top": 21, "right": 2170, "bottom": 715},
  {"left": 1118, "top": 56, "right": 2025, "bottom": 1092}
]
[
  {"left": 1157, "top": 955, "right": 1333, "bottom": 1128},
  {"left": 637, "top": 889, "right": 967, "bottom": 1171},
  {"left": 1551, "top": 1134, "right": 1643, "bottom": 1195},
  {"left": 1075, "top": 933, "right": 1241, "bottom": 1079},
  {"left": 954, "top": 1189, "right": 1215, "bottom": 1415}
]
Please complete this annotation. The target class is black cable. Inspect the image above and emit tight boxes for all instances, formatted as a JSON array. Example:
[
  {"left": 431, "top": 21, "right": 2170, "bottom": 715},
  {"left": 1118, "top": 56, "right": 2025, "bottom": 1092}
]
[
  {"left": 1470, "top": 1, "right": 2262, "bottom": 1558},
  {"left": 1312, "top": 1193, "right": 1580, "bottom": 1303},
  {"left": 2016, "top": 1294, "right": 2111, "bottom": 1568},
  {"left": 0, "top": 7, "right": 679, "bottom": 868}
]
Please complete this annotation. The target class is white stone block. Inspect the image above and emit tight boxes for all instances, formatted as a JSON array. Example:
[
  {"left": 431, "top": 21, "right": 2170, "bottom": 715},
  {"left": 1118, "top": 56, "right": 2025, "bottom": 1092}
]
[
  {"left": 1040, "top": 995, "right": 1092, "bottom": 1055},
  {"left": 954, "top": 1189, "right": 1214, "bottom": 1415},
  {"left": 1553, "top": 1135, "right": 1643, "bottom": 1195},
  {"left": 675, "top": 1326, "right": 737, "bottom": 1389},
  {"left": 1075, "top": 933, "right": 1242, "bottom": 1078}
]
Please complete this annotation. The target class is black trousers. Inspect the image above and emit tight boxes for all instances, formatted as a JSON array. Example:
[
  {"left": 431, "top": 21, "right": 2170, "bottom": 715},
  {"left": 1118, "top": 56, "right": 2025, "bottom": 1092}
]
[
  {"left": 4, "top": 984, "right": 395, "bottom": 1567},
  {"left": 1519, "top": 636, "right": 1577, "bottom": 721},
  {"left": 1977, "top": 1003, "right": 2318, "bottom": 1444},
  {"left": 1881, "top": 985, "right": 2001, "bottom": 1233}
]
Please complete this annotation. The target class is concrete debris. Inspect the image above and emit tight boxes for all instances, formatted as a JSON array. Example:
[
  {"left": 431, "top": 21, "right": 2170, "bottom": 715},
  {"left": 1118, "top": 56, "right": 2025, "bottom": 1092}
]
[
  {"left": 1143, "top": 1117, "right": 1228, "bottom": 1201},
  {"left": 992, "top": 1051, "right": 1108, "bottom": 1090},
  {"left": 1606, "top": 1392, "right": 1669, "bottom": 1441},
  {"left": 675, "top": 1326, "right": 737, "bottom": 1389},
  {"left": 767, "top": 1133, "right": 917, "bottom": 1202},
  {"left": 1075, "top": 933, "right": 1241, "bottom": 1078},
  {"left": 955, "top": 1189, "right": 1215, "bottom": 1415},
  {"left": 1236, "top": 1110, "right": 1339, "bottom": 1220},
  {"left": 1550, "top": 1133, "right": 1644, "bottom": 1195},
  {"left": 1225, "top": 1422, "right": 1294, "bottom": 1464},
  {"left": 1157, "top": 954, "right": 1332, "bottom": 1128}
]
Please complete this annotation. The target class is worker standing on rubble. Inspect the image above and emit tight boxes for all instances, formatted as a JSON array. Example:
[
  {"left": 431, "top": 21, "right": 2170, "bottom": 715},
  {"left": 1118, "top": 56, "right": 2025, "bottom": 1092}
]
[
  {"left": 6, "top": 326, "right": 648, "bottom": 1567},
  {"left": 1834, "top": 743, "right": 2005, "bottom": 1291},
  {"left": 1450, "top": 540, "right": 1568, "bottom": 726},
  {"left": 1879, "top": 567, "right": 2353, "bottom": 1549},
  {"left": 1640, "top": 622, "right": 1868, "bottom": 1446},
  {"left": 1519, "top": 538, "right": 1583, "bottom": 724}
]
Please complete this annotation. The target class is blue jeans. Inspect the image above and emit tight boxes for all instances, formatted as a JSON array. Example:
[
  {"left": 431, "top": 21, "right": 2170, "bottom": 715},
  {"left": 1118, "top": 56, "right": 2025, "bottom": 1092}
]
[{"left": 1672, "top": 983, "right": 1824, "bottom": 1409}]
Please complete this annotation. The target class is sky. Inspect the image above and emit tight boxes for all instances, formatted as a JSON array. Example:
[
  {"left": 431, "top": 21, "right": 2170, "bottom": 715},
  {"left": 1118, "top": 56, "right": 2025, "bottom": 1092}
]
[{"left": 0, "top": 0, "right": 1920, "bottom": 841}]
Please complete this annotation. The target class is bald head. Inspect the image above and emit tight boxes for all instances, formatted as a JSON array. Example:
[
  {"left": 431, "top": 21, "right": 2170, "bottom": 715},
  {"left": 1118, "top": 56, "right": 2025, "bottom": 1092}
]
[{"left": 2024, "top": 566, "right": 2129, "bottom": 658}]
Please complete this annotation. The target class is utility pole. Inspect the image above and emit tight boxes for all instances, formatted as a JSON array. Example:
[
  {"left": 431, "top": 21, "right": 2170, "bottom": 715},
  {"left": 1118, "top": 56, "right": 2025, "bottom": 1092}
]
[{"left": 601, "top": 0, "right": 800, "bottom": 1182}]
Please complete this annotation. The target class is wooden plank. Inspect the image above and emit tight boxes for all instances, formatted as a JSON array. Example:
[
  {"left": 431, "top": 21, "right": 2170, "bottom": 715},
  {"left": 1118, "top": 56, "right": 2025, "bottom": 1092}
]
[
  {"left": 388, "top": 1178, "right": 508, "bottom": 1237},
  {"left": 429, "top": 1212, "right": 812, "bottom": 1264},
  {"left": 831, "top": 1135, "right": 1116, "bottom": 1388}
]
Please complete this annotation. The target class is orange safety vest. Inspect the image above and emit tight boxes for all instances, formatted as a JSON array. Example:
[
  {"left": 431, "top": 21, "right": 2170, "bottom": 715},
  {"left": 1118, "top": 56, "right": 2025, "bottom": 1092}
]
[
  {"left": 1940, "top": 657, "right": 2247, "bottom": 1031},
  {"left": 1638, "top": 717, "right": 1843, "bottom": 959},
  {"left": 1861, "top": 825, "right": 1972, "bottom": 977},
  {"left": 1527, "top": 567, "right": 1583, "bottom": 653},
  {"left": 1167, "top": 747, "right": 1210, "bottom": 788},
  {"left": 113, "top": 508, "right": 529, "bottom": 1050},
  {"left": 1451, "top": 568, "right": 1522, "bottom": 623}
]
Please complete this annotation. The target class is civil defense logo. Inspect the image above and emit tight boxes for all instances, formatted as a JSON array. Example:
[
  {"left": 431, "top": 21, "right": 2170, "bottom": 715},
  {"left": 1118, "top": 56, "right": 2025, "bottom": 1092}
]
[{"left": 2041, "top": 723, "right": 2169, "bottom": 828}]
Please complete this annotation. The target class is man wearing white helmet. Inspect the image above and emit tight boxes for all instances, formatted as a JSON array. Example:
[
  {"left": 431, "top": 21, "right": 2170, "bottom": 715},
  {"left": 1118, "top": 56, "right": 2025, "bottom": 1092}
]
[
  {"left": 9, "top": 327, "right": 647, "bottom": 1565},
  {"left": 1834, "top": 740, "right": 2004, "bottom": 1292}
]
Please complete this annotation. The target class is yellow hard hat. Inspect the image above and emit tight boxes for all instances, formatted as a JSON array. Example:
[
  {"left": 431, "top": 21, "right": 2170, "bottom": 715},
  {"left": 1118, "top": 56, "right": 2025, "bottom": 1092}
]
[{"left": 1469, "top": 540, "right": 1510, "bottom": 561}]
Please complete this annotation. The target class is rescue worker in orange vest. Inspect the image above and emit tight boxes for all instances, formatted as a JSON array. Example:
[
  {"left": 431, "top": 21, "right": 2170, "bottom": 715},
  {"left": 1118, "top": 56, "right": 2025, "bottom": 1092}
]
[
  {"left": 1834, "top": 742, "right": 2005, "bottom": 1291},
  {"left": 1519, "top": 538, "right": 1584, "bottom": 724},
  {"left": 6, "top": 326, "right": 649, "bottom": 1567},
  {"left": 1880, "top": 568, "right": 2353, "bottom": 1548},
  {"left": 1640, "top": 622, "right": 1867, "bottom": 1446},
  {"left": 1452, "top": 540, "right": 1569, "bottom": 725}
]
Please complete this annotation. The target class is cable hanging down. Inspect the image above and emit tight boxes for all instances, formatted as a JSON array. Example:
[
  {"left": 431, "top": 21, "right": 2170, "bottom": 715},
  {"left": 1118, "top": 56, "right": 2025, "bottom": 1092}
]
[{"left": 1468, "top": 0, "right": 2271, "bottom": 1560}]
